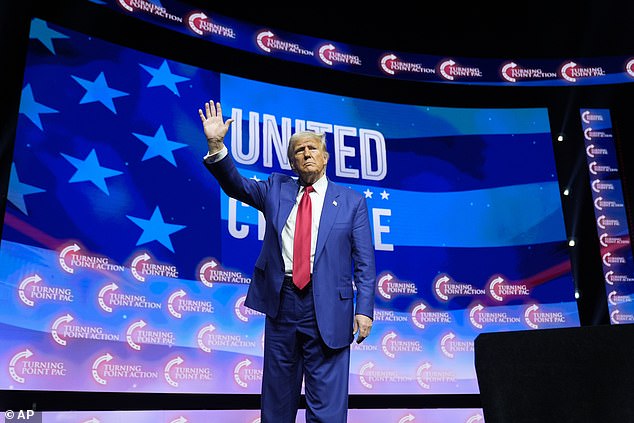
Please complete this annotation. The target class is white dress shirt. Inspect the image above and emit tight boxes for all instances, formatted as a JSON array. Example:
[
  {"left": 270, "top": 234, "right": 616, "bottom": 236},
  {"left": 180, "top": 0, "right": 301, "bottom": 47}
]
[
  {"left": 282, "top": 174, "right": 327, "bottom": 276},
  {"left": 204, "top": 146, "right": 328, "bottom": 276},
  {"left": 203, "top": 146, "right": 228, "bottom": 163}
]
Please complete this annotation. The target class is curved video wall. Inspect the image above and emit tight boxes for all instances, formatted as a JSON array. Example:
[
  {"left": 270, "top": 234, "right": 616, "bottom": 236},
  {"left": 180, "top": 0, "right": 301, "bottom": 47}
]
[{"left": 0, "top": 17, "right": 580, "bottom": 396}]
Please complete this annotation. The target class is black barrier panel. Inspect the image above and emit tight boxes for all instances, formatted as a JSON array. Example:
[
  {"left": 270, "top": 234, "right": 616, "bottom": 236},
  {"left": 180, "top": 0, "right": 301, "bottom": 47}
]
[{"left": 475, "top": 325, "right": 634, "bottom": 423}]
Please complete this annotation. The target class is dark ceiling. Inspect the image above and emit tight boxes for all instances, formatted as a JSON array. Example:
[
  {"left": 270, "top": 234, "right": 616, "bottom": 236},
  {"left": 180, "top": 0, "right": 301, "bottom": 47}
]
[{"left": 183, "top": 1, "right": 634, "bottom": 59}]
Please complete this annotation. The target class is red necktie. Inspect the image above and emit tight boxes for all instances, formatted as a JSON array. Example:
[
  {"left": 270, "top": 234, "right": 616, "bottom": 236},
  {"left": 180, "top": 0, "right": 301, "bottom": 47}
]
[{"left": 293, "top": 185, "right": 314, "bottom": 289}]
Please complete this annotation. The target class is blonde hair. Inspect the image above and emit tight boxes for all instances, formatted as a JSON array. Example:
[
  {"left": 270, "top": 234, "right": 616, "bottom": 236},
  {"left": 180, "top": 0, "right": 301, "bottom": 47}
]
[{"left": 287, "top": 131, "right": 328, "bottom": 162}]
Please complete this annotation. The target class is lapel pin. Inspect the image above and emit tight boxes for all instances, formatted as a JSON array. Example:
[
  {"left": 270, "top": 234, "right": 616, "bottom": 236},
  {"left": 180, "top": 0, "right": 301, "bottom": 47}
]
[{"left": 333, "top": 200, "right": 338, "bottom": 206}]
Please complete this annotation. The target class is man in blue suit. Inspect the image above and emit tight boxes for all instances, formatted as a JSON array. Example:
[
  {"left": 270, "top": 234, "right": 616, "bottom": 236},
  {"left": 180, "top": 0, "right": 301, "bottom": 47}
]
[{"left": 199, "top": 100, "right": 376, "bottom": 422}]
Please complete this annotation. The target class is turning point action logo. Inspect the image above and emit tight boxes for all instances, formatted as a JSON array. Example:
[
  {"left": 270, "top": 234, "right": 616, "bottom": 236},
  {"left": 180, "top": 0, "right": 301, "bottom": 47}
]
[
  {"left": 117, "top": 0, "right": 182, "bottom": 22},
  {"left": 358, "top": 361, "right": 411, "bottom": 390},
  {"left": 434, "top": 274, "right": 484, "bottom": 301},
  {"left": 50, "top": 314, "right": 119, "bottom": 347},
  {"left": 500, "top": 62, "right": 556, "bottom": 82},
  {"left": 469, "top": 303, "right": 520, "bottom": 329},
  {"left": 196, "top": 323, "right": 257, "bottom": 353},
  {"left": 583, "top": 126, "right": 611, "bottom": 142},
  {"left": 594, "top": 197, "right": 624, "bottom": 212},
  {"left": 379, "top": 53, "right": 435, "bottom": 76},
  {"left": 58, "top": 242, "right": 124, "bottom": 274},
  {"left": 97, "top": 282, "right": 161, "bottom": 313},
  {"left": 91, "top": 353, "right": 158, "bottom": 386},
  {"left": 604, "top": 270, "right": 634, "bottom": 284},
  {"left": 233, "top": 358, "right": 262, "bottom": 388},
  {"left": 234, "top": 295, "right": 264, "bottom": 322},
  {"left": 255, "top": 30, "right": 312, "bottom": 56}
]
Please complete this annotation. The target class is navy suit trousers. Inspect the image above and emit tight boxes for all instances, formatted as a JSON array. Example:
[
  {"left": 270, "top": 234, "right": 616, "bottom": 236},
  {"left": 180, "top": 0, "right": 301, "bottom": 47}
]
[{"left": 261, "top": 277, "right": 350, "bottom": 423}]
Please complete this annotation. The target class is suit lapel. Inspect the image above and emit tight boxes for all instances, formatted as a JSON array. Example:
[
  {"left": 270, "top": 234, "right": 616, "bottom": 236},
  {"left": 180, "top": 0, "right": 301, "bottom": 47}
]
[
  {"left": 315, "top": 180, "right": 341, "bottom": 262},
  {"left": 277, "top": 178, "right": 298, "bottom": 240}
]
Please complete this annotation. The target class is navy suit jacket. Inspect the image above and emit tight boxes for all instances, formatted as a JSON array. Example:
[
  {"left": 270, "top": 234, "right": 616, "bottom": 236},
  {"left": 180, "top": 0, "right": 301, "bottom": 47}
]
[{"left": 205, "top": 154, "right": 376, "bottom": 349}]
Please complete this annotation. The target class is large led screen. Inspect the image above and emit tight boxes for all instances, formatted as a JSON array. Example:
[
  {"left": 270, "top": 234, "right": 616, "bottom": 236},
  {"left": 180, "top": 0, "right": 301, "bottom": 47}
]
[{"left": 0, "top": 18, "right": 580, "bottom": 395}]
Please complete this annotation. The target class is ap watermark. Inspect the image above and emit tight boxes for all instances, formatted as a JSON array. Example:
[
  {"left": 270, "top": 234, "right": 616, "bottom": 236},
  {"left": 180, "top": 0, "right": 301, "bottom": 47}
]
[{"left": 3, "top": 410, "right": 42, "bottom": 423}]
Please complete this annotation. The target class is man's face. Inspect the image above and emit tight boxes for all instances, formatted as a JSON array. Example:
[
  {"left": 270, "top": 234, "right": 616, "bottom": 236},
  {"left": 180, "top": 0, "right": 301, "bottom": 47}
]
[{"left": 290, "top": 136, "right": 328, "bottom": 184}]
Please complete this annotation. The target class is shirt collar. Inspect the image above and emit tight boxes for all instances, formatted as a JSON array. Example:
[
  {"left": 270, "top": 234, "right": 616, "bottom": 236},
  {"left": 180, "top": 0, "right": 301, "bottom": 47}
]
[{"left": 299, "top": 174, "right": 327, "bottom": 196}]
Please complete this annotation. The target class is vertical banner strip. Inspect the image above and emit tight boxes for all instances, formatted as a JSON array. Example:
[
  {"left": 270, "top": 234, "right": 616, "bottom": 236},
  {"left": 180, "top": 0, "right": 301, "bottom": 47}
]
[{"left": 580, "top": 109, "right": 634, "bottom": 324}]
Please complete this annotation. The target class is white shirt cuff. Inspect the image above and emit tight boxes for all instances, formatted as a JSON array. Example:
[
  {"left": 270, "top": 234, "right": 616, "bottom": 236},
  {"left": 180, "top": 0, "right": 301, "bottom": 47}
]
[{"left": 203, "top": 145, "right": 228, "bottom": 163}]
